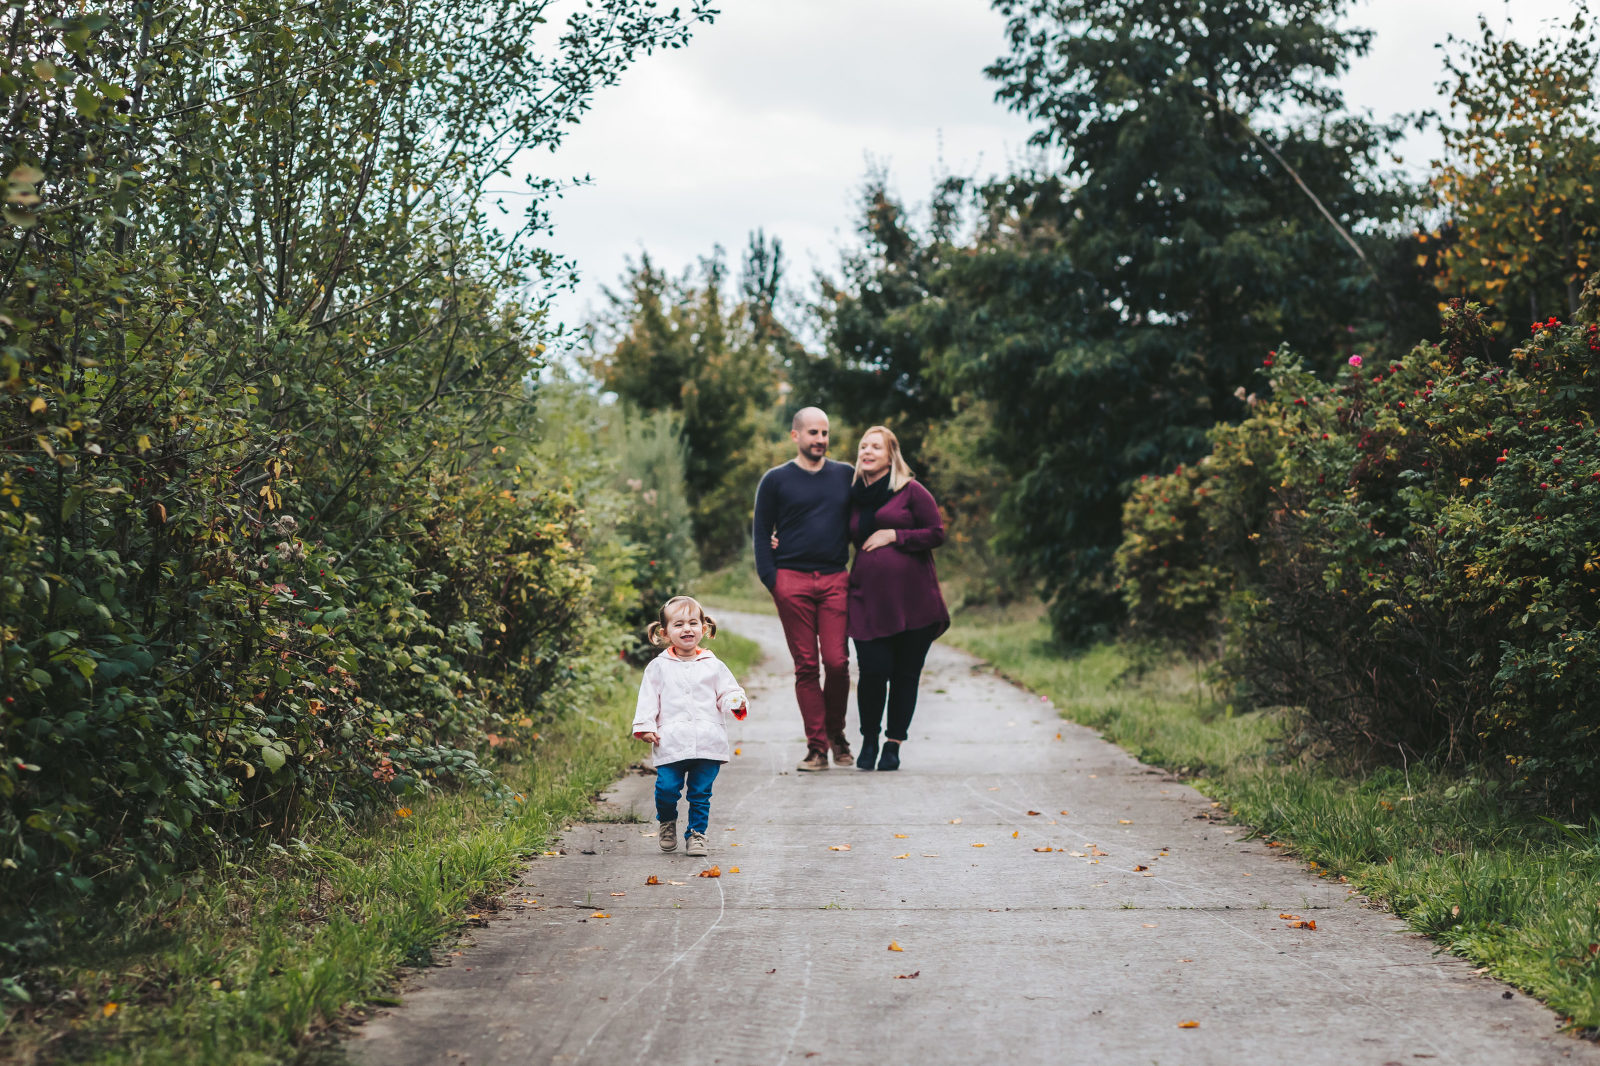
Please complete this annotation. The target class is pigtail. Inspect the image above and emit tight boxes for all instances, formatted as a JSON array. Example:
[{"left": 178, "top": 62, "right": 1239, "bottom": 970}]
[
  {"left": 702, "top": 612, "right": 718, "bottom": 640},
  {"left": 646, "top": 620, "right": 670, "bottom": 648}
]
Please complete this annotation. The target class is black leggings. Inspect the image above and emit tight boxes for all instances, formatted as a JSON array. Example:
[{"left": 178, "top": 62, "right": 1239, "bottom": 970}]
[{"left": 853, "top": 624, "right": 940, "bottom": 743}]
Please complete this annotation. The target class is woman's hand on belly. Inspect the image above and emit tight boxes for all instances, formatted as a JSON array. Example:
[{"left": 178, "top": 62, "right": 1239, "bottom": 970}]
[{"left": 861, "top": 529, "right": 897, "bottom": 552}]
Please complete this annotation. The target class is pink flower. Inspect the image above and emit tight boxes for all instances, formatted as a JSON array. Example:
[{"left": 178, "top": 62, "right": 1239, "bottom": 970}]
[{"left": 1348, "top": 355, "right": 1363, "bottom": 367}]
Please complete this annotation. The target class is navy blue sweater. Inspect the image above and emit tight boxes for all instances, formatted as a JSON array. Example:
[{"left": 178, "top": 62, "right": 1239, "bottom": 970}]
[{"left": 751, "top": 459, "right": 853, "bottom": 590}]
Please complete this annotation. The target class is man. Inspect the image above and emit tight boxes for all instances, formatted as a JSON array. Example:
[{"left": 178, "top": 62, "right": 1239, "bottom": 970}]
[{"left": 752, "top": 407, "right": 854, "bottom": 771}]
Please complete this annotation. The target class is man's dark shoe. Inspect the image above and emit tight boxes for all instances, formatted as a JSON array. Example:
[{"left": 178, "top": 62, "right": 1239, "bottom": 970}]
[
  {"left": 877, "top": 741, "right": 901, "bottom": 771},
  {"left": 857, "top": 736, "right": 879, "bottom": 771},
  {"left": 797, "top": 750, "right": 829, "bottom": 772}
]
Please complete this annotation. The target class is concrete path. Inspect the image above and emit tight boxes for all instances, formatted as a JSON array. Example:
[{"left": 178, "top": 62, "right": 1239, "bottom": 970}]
[{"left": 346, "top": 610, "right": 1598, "bottom": 1066}]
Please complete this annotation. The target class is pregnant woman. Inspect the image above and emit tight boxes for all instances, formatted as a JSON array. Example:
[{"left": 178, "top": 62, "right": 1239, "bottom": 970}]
[{"left": 846, "top": 426, "right": 949, "bottom": 771}]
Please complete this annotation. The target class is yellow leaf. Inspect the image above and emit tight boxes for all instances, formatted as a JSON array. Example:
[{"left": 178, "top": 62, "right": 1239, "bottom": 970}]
[
  {"left": 28, "top": 397, "right": 46, "bottom": 414},
  {"left": 733, "top": 748, "right": 741, "bottom": 755},
  {"left": 728, "top": 866, "right": 740, "bottom": 873},
  {"left": 1178, "top": 1020, "right": 1200, "bottom": 1029},
  {"left": 948, "top": 818, "right": 962, "bottom": 825},
  {"left": 1118, "top": 819, "right": 1133, "bottom": 824},
  {"left": 102, "top": 1002, "right": 119, "bottom": 1018},
  {"left": 971, "top": 843, "right": 985, "bottom": 848},
  {"left": 894, "top": 833, "right": 908, "bottom": 838},
  {"left": 828, "top": 844, "right": 851, "bottom": 851},
  {"left": 646, "top": 875, "right": 661, "bottom": 885},
  {"left": 887, "top": 941, "right": 904, "bottom": 952},
  {"left": 1011, "top": 831, "right": 1019, "bottom": 838},
  {"left": 894, "top": 853, "right": 910, "bottom": 859},
  {"left": 697, "top": 866, "right": 722, "bottom": 878},
  {"left": 590, "top": 912, "right": 610, "bottom": 918},
  {"left": 1033, "top": 846, "right": 1055, "bottom": 852}
]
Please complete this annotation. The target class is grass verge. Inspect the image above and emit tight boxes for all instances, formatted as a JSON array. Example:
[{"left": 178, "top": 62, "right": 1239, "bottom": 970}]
[
  {"left": 2, "top": 668, "right": 654, "bottom": 1065},
  {"left": 947, "top": 608, "right": 1600, "bottom": 1029}
]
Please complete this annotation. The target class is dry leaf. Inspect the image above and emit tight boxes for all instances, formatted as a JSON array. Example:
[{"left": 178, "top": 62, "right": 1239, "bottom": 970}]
[
  {"left": 645, "top": 875, "right": 661, "bottom": 885},
  {"left": 887, "top": 941, "right": 904, "bottom": 952},
  {"left": 1134, "top": 865, "right": 1148, "bottom": 871},
  {"left": 894, "top": 833, "right": 909, "bottom": 838},
  {"left": 1142, "top": 923, "right": 1158, "bottom": 928},
  {"left": 1027, "top": 810, "right": 1041, "bottom": 816},
  {"left": 1011, "top": 831, "right": 1019, "bottom": 838},
  {"left": 667, "top": 880, "right": 686, "bottom": 885},
  {"left": 733, "top": 748, "right": 742, "bottom": 755},
  {"left": 1054, "top": 732, "right": 1062, "bottom": 740},
  {"left": 101, "top": 1002, "right": 118, "bottom": 1018},
  {"left": 949, "top": 817, "right": 962, "bottom": 825},
  {"left": 1278, "top": 913, "right": 1300, "bottom": 920},
  {"left": 1289, "top": 919, "right": 1317, "bottom": 930},
  {"left": 698, "top": 866, "right": 722, "bottom": 878},
  {"left": 1089, "top": 847, "right": 1107, "bottom": 856},
  {"left": 589, "top": 912, "right": 610, "bottom": 918},
  {"left": 828, "top": 844, "right": 851, "bottom": 851},
  {"left": 542, "top": 850, "right": 559, "bottom": 856},
  {"left": 1059, "top": 810, "right": 1070, "bottom": 815},
  {"left": 1068, "top": 851, "right": 1087, "bottom": 857},
  {"left": 895, "top": 971, "right": 920, "bottom": 979},
  {"left": 1119, "top": 819, "right": 1133, "bottom": 825},
  {"left": 1178, "top": 1020, "right": 1200, "bottom": 1029},
  {"left": 729, "top": 866, "right": 741, "bottom": 873},
  {"left": 610, "top": 892, "right": 626, "bottom": 897},
  {"left": 971, "top": 843, "right": 985, "bottom": 848},
  {"left": 988, "top": 786, "right": 1000, "bottom": 791},
  {"left": 1033, "top": 846, "right": 1055, "bottom": 853},
  {"left": 894, "top": 853, "right": 911, "bottom": 859}
]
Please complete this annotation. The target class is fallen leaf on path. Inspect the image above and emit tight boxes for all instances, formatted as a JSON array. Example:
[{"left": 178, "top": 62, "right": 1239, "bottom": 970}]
[
  {"left": 1134, "top": 865, "right": 1148, "bottom": 871},
  {"left": 542, "top": 851, "right": 560, "bottom": 856},
  {"left": 1179, "top": 958, "right": 1193, "bottom": 963},
  {"left": 1178, "top": 1020, "right": 1200, "bottom": 1029},
  {"left": 971, "top": 843, "right": 985, "bottom": 848},
  {"left": 589, "top": 912, "right": 610, "bottom": 919},
  {"left": 922, "top": 853, "right": 940, "bottom": 857},
  {"left": 895, "top": 971, "right": 921, "bottom": 979},
  {"left": 730, "top": 843, "right": 742, "bottom": 847},
  {"left": 698, "top": 866, "right": 722, "bottom": 878},
  {"left": 1288, "top": 920, "right": 1316, "bottom": 930},
  {"left": 734, "top": 748, "right": 741, "bottom": 755},
  {"left": 1068, "top": 851, "right": 1087, "bottom": 857},
  {"left": 1055, "top": 733, "right": 1062, "bottom": 740},
  {"left": 1142, "top": 923, "right": 1158, "bottom": 928},
  {"left": 1059, "top": 810, "right": 1070, "bottom": 815},
  {"left": 988, "top": 786, "right": 1000, "bottom": 791},
  {"left": 1119, "top": 819, "right": 1133, "bottom": 824},
  {"left": 729, "top": 866, "right": 740, "bottom": 873},
  {"left": 725, "top": 827, "right": 737, "bottom": 831},
  {"left": 1027, "top": 810, "right": 1041, "bottom": 816},
  {"left": 1011, "top": 831, "right": 1019, "bottom": 838},
  {"left": 894, "top": 833, "right": 909, "bottom": 838},
  {"left": 828, "top": 844, "right": 851, "bottom": 851},
  {"left": 646, "top": 876, "right": 661, "bottom": 885},
  {"left": 667, "top": 880, "right": 686, "bottom": 885},
  {"left": 948, "top": 818, "right": 962, "bottom": 825},
  {"left": 887, "top": 941, "right": 904, "bottom": 952},
  {"left": 894, "top": 853, "right": 910, "bottom": 859},
  {"left": 1278, "top": 913, "right": 1301, "bottom": 920},
  {"left": 1033, "top": 847, "right": 1055, "bottom": 852}
]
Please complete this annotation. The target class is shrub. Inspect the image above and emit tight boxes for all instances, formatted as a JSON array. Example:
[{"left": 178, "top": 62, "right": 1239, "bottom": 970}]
[{"left": 1118, "top": 292, "right": 1600, "bottom": 805}]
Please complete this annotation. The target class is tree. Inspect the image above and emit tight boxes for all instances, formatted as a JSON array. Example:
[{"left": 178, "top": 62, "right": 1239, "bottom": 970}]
[
  {"left": 938, "top": 0, "right": 1419, "bottom": 639},
  {"left": 588, "top": 236, "right": 789, "bottom": 566},
  {"left": 1430, "top": 9, "right": 1600, "bottom": 333}
]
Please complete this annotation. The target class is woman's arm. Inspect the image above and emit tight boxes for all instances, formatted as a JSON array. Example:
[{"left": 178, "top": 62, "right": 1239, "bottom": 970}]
[{"left": 894, "top": 482, "right": 946, "bottom": 552}]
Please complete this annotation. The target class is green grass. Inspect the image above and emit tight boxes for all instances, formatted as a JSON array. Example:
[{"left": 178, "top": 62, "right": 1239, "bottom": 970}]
[
  {"left": 693, "top": 556, "right": 776, "bottom": 617},
  {"left": 708, "top": 626, "right": 762, "bottom": 676},
  {"left": 946, "top": 608, "right": 1600, "bottom": 1029},
  {"left": 2, "top": 668, "right": 651, "bottom": 1065}
]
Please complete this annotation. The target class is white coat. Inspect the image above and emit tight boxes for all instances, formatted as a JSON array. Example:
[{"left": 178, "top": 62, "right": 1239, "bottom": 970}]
[{"left": 631, "top": 647, "right": 748, "bottom": 767}]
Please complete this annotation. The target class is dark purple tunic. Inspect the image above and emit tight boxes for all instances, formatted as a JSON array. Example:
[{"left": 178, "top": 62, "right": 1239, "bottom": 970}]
[{"left": 846, "top": 479, "right": 951, "bottom": 642}]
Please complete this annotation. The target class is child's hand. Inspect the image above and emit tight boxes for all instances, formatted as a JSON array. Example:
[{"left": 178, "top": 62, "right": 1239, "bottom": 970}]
[
  {"left": 731, "top": 699, "right": 748, "bottom": 721},
  {"left": 634, "top": 731, "right": 660, "bottom": 745}
]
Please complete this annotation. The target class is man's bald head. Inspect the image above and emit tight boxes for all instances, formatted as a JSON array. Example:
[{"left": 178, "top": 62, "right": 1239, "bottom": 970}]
[
  {"left": 790, "top": 406, "right": 830, "bottom": 467},
  {"left": 792, "top": 406, "right": 828, "bottom": 433}
]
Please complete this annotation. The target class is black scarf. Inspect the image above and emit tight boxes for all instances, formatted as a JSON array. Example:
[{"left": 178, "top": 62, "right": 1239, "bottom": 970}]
[{"left": 851, "top": 475, "right": 894, "bottom": 538}]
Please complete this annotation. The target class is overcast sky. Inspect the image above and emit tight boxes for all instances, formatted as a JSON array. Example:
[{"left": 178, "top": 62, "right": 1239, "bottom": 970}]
[{"left": 524, "top": 0, "right": 1580, "bottom": 338}]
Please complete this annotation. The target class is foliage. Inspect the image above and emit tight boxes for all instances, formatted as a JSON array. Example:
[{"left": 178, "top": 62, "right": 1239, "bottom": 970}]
[
  {"left": 0, "top": 0, "right": 710, "bottom": 957},
  {"left": 587, "top": 237, "right": 792, "bottom": 567},
  {"left": 1117, "top": 291, "right": 1600, "bottom": 803},
  {"left": 1430, "top": 10, "right": 1600, "bottom": 333}
]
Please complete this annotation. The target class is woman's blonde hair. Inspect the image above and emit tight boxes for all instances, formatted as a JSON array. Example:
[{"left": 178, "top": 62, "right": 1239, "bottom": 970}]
[
  {"left": 854, "top": 425, "right": 915, "bottom": 492},
  {"left": 645, "top": 595, "right": 719, "bottom": 648}
]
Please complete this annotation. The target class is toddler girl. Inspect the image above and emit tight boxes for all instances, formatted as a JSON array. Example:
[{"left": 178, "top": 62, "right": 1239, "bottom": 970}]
[{"left": 632, "top": 596, "right": 748, "bottom": 857}]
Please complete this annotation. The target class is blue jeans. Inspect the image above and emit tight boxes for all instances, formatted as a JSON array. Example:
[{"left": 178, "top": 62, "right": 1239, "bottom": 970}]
[{"left": 655, "top": 758, "right": 721, "bottom": 835}]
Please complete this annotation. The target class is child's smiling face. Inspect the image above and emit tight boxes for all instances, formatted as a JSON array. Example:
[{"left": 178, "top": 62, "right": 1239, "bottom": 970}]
[{"left": 664, "top": 603, "right": 704, "bottom": 655}]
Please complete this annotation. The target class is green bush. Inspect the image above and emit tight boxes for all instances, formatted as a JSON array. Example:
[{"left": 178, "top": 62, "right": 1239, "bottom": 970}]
[
  {"left": 0, "top": 0, "right": 708, "bottom": 957},
  {"left": 1117, "top": 292, "right": 1600, "bottom": 804}
]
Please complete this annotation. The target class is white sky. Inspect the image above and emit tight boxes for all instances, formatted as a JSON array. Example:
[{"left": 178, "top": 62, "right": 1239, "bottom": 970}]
[{"left": 524, "top": 0, "right": 1581, "bottom": 337}]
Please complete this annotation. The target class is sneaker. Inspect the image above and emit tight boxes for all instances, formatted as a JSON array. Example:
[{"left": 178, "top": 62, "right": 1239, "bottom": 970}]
[
  {"left": 659, "top": 819, "right": 678, "bottom": 852},
  {"left": 857, "top": 736, "right": 879, "bottom": 771},
  {"left": 832, "top": 746, "right": 855, "bottom": 768},
  {"left": 796, "top": 750, "right": 829, "bottom": 772},
  {"left": 684, "top": 831, "right": 708, "bottom": 857},
  {"left": 877, "top": 741, "right": 901, "bottom": 772}
]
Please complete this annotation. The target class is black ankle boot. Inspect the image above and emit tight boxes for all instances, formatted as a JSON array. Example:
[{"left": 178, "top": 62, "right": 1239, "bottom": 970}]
[
  {"left": 858, "top": 735, "right": 879, "bottom": 771},
  {"left": 877, "top": 740, "right": 900, "bottom": 771}
]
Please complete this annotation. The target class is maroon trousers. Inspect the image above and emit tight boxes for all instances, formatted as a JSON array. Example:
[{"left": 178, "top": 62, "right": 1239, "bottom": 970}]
[{"left": 772, "top": 569, "right": 850, "bottom": 754}]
